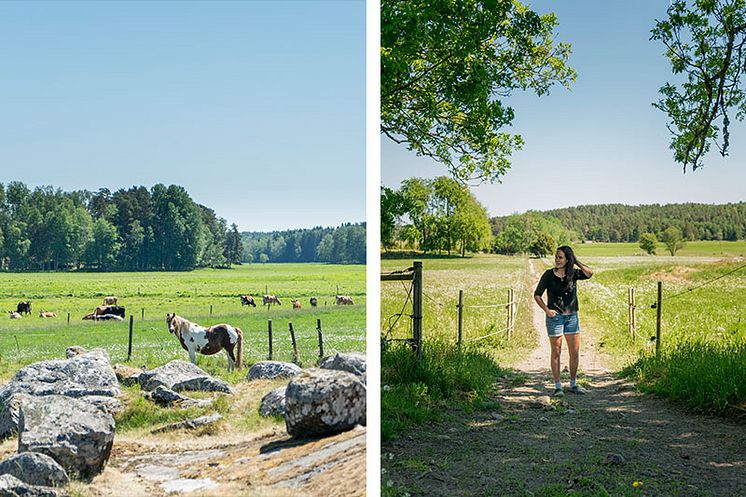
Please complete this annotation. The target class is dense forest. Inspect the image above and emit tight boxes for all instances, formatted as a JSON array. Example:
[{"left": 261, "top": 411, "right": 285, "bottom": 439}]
[
  {"left": 532, "top": 203, "right": 746, "bottom": 242},
  {"left": 0, "top": 182, "right": 243, "bottom": 271},
  {"left": 0, "top": 182, "right": 365, "bottom": 271},
  {"left": 242, "top": 223, "right": 366, "bottom": 264}
]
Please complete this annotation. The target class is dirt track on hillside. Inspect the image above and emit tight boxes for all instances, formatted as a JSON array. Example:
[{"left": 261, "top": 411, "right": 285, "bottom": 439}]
[{"left": 382, "top": 260, "right": 746, "bottom": 496}]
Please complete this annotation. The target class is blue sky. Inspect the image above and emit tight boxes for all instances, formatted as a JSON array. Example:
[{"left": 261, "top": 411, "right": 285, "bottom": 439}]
[
  {"left": 382, "top": 1, "right": 746, "bottom": 217},
  {"left": 0, "top": 0, "right": 365, "bottom": 232}
]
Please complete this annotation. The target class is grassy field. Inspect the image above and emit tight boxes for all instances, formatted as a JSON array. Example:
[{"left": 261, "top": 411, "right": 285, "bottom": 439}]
[
  {"left": 576, "top": 256, "right": 746, "bottom": 416},
  {"left": 0, "top": 263, "right": 366, "bottom": 380},
  {"left": 380, "top": 255, "right": 535, "bottom": 439},
  {"left": 572, "top": 240, "right": 746, "bottom": 257},
  {"left": 382, "top": 243, "right": 746, "bottom": 435}
]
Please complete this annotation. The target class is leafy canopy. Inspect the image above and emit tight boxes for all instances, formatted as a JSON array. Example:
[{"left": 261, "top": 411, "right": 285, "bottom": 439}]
[
  {"left": 381, "top": 0, "right": 575, "bottom": 183},
  {"left": 652, "top": 0, "right": 746, "bottom": 171}
]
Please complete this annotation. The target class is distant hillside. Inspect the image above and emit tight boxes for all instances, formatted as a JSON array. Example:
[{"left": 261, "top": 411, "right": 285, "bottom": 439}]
[
  {"left": 492, "top": 203, "right": 746, "bottom": 242},
  {"left": 241, "top": 222, "right": 365, "bottom": 264}
]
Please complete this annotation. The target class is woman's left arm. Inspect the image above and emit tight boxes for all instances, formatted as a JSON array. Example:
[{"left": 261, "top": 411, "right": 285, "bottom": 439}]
[{"left": 576, "top": 260, "right": 593, "bottom": 277}]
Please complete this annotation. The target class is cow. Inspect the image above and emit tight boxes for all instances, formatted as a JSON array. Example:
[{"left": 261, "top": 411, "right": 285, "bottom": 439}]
[
  {"left": 9, "top": 311, "right": 21, "bottom": 319},
  {"left": 94, "top": 305, "right": 125, "bottom": 318},
  {"left": 335, "top": 295, "right": 354, "bottom": 305},
  {"left": 39, "top": 311, "right": 57, "bottom": 318},
  {"left": 262, "top": 295, "right": 282, "bottom": 306},
  {"left": 309, "top": 297, "right": 318, "bottom": 307},
  {"left": 292, "top": 299, "right": 301, "bottom": 310},
  {"left": 240, "top": 295, "right": 257, "bottom": 307},
  {"left": 16, "top": 301, "right": 31, "bottom": 315},
  {"left": 103, "top": 296, "right": 118, "bottom": 306},
  {"left": 83, "top": 312, "right": 124, "bottom": 321},
  {"left": 166, "top": 314, "right": 243, "bottom": 371}
]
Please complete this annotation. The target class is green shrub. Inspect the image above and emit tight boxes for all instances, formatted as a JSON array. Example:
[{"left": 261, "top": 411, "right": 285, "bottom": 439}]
[
  {"left": 381, "top": 339, "right": 502, "bottom": 441},
  {"left": 622, "top": 340, "right": 746, "bottom": 418}
]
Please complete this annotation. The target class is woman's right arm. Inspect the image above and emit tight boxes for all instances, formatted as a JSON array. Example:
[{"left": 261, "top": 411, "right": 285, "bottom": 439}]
[
  {"left": 533, "top": 272, "right": 557, "bottom": 317},
  {"left": 534, "top": 294, "right": 557, "bottom": 317}
]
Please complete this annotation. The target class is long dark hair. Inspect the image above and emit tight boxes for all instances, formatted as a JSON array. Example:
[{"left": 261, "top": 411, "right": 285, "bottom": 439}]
[{"left": 557, "top": 245, "right": 579, "bottom": 290}]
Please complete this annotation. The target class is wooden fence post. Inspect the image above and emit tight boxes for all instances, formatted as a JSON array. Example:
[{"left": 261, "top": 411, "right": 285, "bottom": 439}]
[
  {"left": 141, "top": 308, "right": 145, "bottom": 321},
  {"left": 127, "top": 315, "right": 134, "bottom": 361},
  {"left": 268, "top": 320, "right": 273, "bottom": 360},
  {"left": 317, "top": 318, "right": 324, "bottom": 361},
  {"left": 631, "top": 288, "right": 637, "bottom": 339},
  {"left": 656, "top": 282, "right": 662, "bottom": 356},
  {"left": 413, "top": 261, "right": 423, "bottom": 364},
  {"left": 457, "top": 290, "right": 464, "bottom": 350},
  {"left": 505, "top": 289, "right": 512, "bottom": 341},
  {"left": 67, "top": 313, "right": 70, "bottom": 326},
  {"left": 289, "top": 322, "right": 299, "bottom": 364},
  {"left": 209, "top": 305, "right": 213, "bottom": 318}
]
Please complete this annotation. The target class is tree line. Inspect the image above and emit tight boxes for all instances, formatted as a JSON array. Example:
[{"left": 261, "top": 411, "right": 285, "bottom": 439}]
[
  {"left": 381, "top": 177, "right": 492, "bottom": 255},
  {"left": 242, "top": 223, "right": 366, "bottom": 265},
  {"left": 538, "top": 203, "right": 746, "bottom": 243},
  {"left": 0, "top": 182, "right": 242, "bottom": 271}
]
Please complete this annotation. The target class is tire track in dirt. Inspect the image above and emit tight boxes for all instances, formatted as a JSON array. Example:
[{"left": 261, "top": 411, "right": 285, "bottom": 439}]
[{"left": 382, "top": 259, "right": 746, "bottom": 497}]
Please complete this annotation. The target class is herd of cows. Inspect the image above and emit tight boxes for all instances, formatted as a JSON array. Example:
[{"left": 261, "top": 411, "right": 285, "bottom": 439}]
[
  {"left": 6, "top": 294, "right": 356, "bottom": 321},
  {"left": 239, "top": 294, "right": 355, "bottom": 309}
]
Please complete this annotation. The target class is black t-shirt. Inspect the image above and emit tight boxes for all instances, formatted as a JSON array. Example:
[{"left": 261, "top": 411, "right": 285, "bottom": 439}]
[{"left": 534, "top": 268, "right": 591, "bottom": 314}]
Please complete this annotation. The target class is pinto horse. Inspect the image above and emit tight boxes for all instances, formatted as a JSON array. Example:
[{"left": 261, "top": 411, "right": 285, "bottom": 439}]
[{"left": 166, "top": 314, "right": 243, "bottom": 371}]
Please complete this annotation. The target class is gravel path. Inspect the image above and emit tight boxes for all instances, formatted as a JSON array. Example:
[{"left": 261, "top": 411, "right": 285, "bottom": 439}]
[{"left": 382, "top": 260, "right": 746, "bottom": 497}]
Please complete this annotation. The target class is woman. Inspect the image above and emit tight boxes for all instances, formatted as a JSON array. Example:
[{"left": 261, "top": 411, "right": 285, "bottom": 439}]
[{"left": 533, "top": 246, "right": 593, "bottom": 397}]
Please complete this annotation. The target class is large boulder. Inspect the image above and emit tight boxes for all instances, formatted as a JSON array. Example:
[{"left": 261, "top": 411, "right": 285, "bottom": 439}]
[
  {"left": 284, "top": 369, "right": 366, "bottom": 438},
  {"left": 319, "top": 353, "right": 366, "bottom": 381},
  {"left": 0, "top": 452, "right": 69, "bottom": 487},
  {"left": 247, "top": 361, "right": 301, "bottom": 381},
  {"left": 138, "top": 361, "right": 232, "bottom": 394},
  {"left": 0, "top": 349, "right": 119, "bottom": 439},
  {"left": 0, "top": 474, "right": 60, "bottom": 497},
  {"left": 259, "top": 386, "right": 287, "bottom": 417},
  {"left": 18, "top": 395, "right": 115, "bottom": 479}
]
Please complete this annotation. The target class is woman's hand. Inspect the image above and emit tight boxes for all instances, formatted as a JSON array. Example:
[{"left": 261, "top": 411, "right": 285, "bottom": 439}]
[{"left": 546, "top": 309, "right": 558, "bottom": 317}]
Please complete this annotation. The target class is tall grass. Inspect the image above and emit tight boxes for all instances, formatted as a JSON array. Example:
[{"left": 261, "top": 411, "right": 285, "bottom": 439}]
[
  {"left": 578, "top": 257, "right": 746, "bottom": 417},
  {"left": 622, "top": 340, "right": 746, "bottom": 418},
  {"left": 381, "top": 340, "right": 503, "bottom": 441}
]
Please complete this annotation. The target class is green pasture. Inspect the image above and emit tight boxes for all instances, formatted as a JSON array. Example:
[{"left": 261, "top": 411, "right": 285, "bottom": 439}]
[
  {"left": 572, "top": 239, "right": 746, "bottom": 258},
  {"left": 0, "top": 263, "right": 365, "bottom": 379},
  {"left": 381, "top": 255, "right": 534, "bottom": 357}
]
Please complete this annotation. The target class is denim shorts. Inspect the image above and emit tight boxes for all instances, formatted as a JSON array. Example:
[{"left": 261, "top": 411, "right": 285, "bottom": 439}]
[{"left": 546, "top": 312, "right": 580, "bottom": 337}]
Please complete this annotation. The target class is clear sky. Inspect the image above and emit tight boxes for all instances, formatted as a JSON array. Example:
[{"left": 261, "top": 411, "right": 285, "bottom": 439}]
[
  {"left": 382, "top": 1, "right": 746, "bottom": 217},
  {"left": 0, "top": 0, "right": 365, "bottom": 232}
]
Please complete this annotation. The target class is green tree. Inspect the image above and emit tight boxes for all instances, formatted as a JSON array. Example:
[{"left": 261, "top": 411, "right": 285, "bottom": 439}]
[
  {"left": 223, "top": 223, "right": 243, "bottom": 267},
  {"left": 652, "top": 1, "right": 746, "bottom": 171},
  {"left": 85, "top": 218, "right": 121, "bottom": 269},
  {"left": 639, "top": 232, "right": 658, "bottom": 255},
  {"left": 529, "top": 231, "right": 556, "bottom": 257},
  {"left": 381, "top": 0, "right": 575, "bottom": 182},
  {"left": 660, "top": 227, "right": 686, "bottom": 256},
  {"left": 381, "top": 186, "right": 406, "bottom": 250}
]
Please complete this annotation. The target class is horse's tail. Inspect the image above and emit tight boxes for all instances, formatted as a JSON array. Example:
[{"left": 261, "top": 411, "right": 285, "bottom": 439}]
[{"left": 235, "top": 327, "right": 243, "bottom": 369}]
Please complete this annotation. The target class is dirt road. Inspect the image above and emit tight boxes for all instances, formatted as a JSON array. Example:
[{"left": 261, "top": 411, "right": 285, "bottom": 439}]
[{"left": 382, "top": 260, "right": 746, "bottom": 496}]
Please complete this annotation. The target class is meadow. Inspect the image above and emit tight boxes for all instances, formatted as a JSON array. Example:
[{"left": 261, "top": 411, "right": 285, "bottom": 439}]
[
  {"left": 0, "top": 263, "right": 366, "bottom": 380},
  {"left": 382, "top": 243, "right": 746, "bottom": 436}
]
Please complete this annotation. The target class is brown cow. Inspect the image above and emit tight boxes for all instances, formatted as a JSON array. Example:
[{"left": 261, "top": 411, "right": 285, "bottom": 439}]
[
  {"left": 39, "top": 311, "right": 57, "bottom": 318},
  {"left": 262, "top": 295, "right": 282, "bottom": 306},
  {"left": 103, "top": 296, "right": 118, "bottom": 306},
  {"left": 292, "top": 299, "right": 301, "bottom": 310},
  {"left": 335, "top": 295, "right": 354, "bottom": 305},
  {"left": 240, "top": 295, "right": 256, "bottom": 307}
]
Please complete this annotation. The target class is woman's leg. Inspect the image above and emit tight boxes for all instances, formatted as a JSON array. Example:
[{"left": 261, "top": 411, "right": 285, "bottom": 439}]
[
  {"left": 565, "top": 332, "right": 581, "bottom": 382},
  {"left": 549, "top": 336, "right": 563, "bottom": 383}
]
